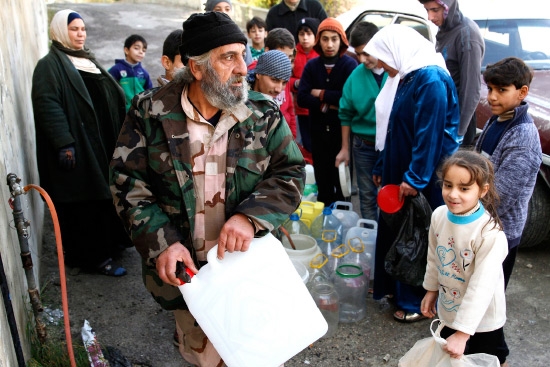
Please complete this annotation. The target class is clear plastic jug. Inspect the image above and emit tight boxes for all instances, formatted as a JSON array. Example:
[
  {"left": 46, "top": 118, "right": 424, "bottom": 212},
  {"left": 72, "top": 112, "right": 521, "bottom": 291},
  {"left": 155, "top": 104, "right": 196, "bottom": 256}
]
[
  {"left": 331, "top": 201, "right": 360, "bottom": 239},
  {"left": 316, "top": 229, "right": 339, "bottom": 260},
  {"left": 343, "top": 237, "right": 372, "bottom": 281},
  {"left": 307, "top": 253, "right": 331, "bottom": 290},
  {"left": 326, "top": 244, "right": 350, "bottom": 281},
  {"left": 334, "top": 264, "right": 368, "bottom": 323},
  {"left": 344, "top": 219, "right": 377, "bottom": 281},
  {"left": 311, "top": 207, "right": 343, "bottom": 247},
  {"left": 282, "top": 212, "right": 311, "bottom": 236},
  {"left": 309, "top": 281, "right": 339, "bottom": 339}
]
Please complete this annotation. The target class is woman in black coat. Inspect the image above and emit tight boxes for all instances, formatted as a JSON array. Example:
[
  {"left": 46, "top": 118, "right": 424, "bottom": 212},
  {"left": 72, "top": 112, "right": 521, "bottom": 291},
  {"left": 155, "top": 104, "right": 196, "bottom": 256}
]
[{"left": 32, "top": 9, "right": 131, "bottom": 276}]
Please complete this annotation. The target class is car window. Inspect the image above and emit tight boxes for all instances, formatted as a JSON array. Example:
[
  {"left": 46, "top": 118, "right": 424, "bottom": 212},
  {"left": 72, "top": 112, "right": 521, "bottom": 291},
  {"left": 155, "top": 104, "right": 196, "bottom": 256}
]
[
  {"left": 475, "top": 19, "right": 550, "bottom": 70},
  {"left": 394, "top": 17, "right": 431, "bottom": 41},
  {"left": 346, "top": 12, "right": 432, "bottom": 42},
  {"left": 357, "top": 13, "right": 395, "bottom": 29}
]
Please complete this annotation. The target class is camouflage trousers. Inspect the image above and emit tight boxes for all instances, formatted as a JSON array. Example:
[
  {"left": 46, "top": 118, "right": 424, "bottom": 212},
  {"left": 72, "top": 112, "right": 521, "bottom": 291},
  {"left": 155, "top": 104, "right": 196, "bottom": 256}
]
[
  {"left": 174, "top": 309, "right": 225, "bottom": 367},
  {"left": 173, "top": 309, "right": 285, "bottom": 367}
]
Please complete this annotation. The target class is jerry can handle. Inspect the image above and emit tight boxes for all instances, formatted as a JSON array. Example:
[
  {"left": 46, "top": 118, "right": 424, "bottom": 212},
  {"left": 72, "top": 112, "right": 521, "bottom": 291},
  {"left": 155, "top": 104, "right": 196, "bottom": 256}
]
[
  {"left": 356, "top": 218, "right": 378, "bottom": 230},
  {"left": 331, "top": 201, "right": 353, "bottom": 211}
]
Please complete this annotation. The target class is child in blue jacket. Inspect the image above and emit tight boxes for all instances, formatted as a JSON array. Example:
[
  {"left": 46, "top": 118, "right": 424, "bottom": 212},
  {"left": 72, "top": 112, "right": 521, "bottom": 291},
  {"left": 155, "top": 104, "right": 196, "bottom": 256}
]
[{"left": 109, "top": 34, "right": 153, "bottom": 111}]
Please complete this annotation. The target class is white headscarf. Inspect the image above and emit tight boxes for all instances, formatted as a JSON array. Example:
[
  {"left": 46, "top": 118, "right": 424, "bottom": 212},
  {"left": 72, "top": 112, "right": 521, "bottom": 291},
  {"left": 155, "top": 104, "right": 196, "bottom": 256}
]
[
  {"left": 365, "top": 24, "right": 449, "bottom": 151},
  {"left": 50, "top": 9, "right": 100, "bottom": 74}
]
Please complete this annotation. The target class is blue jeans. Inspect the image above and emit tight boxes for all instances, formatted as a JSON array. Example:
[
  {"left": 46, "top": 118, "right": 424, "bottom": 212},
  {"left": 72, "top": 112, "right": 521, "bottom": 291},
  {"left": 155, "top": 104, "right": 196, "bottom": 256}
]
[{"left": 352, "top": 135, "right": 379, "bottom": 221}]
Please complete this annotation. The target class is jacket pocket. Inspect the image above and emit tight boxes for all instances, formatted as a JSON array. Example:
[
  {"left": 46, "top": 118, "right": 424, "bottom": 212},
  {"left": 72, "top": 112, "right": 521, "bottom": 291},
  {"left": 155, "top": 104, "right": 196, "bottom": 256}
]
[{"left": 232, "top": 156, "right": 266, "bottom": 201}]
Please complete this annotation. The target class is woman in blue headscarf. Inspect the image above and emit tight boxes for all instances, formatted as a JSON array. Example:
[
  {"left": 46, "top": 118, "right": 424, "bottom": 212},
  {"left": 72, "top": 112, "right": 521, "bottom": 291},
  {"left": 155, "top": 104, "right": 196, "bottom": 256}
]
[{"left": 32, "top": 9, "right": 130, "bottom": 276}]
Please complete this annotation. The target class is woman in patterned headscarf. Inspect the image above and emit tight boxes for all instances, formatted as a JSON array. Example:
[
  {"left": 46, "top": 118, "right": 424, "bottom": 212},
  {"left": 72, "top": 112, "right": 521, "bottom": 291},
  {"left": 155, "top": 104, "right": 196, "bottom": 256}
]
[{"left": 32, "top": 9, "right": 130, "bottom": 276}]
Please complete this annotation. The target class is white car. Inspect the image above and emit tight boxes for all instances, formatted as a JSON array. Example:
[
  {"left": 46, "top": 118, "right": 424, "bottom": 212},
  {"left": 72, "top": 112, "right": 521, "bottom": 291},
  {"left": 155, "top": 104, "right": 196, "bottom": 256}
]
[{"left": 336, "top": 0, "right": 438, "bottom": 42}]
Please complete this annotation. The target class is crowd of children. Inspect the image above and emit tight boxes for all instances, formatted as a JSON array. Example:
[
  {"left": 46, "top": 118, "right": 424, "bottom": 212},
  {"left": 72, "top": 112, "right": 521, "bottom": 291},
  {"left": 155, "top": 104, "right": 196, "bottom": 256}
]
[{"left": 100, "top": 7, "right": 542, "bottom": 365}]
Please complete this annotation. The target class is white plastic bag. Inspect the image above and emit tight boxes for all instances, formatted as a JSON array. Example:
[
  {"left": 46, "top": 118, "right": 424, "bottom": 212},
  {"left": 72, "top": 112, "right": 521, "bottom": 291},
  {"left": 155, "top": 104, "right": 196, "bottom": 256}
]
[
  {"left": 82, "top": 319, "right": 110, "bottom": 367},
  {"left": 399, "top": 319, "right": 500, "bottom": 367}
]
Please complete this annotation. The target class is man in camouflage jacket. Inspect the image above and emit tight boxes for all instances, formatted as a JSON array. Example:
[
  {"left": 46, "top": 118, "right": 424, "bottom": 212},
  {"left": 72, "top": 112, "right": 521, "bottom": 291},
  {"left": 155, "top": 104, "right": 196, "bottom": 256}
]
[{"left": 110, "top": 11, "right": 304, "bottom": 366}]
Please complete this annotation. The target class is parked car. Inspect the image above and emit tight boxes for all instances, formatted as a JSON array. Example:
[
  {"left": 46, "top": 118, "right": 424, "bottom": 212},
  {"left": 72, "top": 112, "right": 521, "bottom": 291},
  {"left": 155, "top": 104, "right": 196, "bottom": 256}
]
[
  {"left": 338, "top": 1, "right": 550, "bottom": 248},
  {"left": 461, "top": 1, "right": 550, "bottom": 247},
  {"left": 336, "top": 0, "right": 437, "bottom": 43}
]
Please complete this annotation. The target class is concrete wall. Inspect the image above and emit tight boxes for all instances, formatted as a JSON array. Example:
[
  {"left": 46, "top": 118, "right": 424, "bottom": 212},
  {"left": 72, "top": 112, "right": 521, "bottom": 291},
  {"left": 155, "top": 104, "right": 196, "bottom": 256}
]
[
  {"left": 232, "top": 2, "right": 268, "bottom": 30},
  {"left": 124, "top": 0, "right": 268, "bottom": 29},
  {"left": 129, "top": 0, "right": 203, "bottom": 9},
  {"left": 0, "top": 0, "right": 48, "bottom": 365}
]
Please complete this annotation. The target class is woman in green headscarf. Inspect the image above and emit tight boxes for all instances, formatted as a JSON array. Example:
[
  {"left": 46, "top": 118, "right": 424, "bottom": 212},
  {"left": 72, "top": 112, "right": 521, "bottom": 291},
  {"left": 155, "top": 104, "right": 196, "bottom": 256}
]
[{"left": 32, "top": 9, "right": 130, "bottom": 276}]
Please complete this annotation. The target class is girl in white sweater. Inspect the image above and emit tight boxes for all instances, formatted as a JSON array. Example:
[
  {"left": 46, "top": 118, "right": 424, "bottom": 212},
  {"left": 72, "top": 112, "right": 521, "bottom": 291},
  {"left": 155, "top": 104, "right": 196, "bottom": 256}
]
[{"left": 421, "top": 150, "right": 509, "bottom": 366}]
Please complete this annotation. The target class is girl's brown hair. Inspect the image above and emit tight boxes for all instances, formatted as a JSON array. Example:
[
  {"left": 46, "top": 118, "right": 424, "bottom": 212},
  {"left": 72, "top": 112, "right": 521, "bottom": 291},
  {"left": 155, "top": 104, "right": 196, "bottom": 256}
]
[{"left": 438, "top": 150, "right": 503, "bottom": 230}]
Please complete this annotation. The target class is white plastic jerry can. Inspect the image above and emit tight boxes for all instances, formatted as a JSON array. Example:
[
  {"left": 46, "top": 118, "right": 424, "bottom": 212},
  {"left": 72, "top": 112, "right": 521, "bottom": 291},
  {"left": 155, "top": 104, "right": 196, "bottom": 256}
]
[
  {"left": 178, "top": 233, "right": 328, "bottom": 367},
  {"left": 331, "top": 201, "right": 360, "bottom": 239}
]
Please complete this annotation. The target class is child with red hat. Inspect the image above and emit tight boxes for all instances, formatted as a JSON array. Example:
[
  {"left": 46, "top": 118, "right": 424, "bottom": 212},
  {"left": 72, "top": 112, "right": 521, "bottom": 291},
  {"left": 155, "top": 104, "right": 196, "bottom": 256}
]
[{"left": 297, "top": 17, "right": 358, "bottom": 206}]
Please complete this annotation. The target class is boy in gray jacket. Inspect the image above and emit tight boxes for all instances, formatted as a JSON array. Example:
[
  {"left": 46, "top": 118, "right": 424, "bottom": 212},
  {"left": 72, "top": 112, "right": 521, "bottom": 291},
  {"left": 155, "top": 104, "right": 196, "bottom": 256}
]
[{"left": 475, "top": 57, "right": 542, "bottom": 290}]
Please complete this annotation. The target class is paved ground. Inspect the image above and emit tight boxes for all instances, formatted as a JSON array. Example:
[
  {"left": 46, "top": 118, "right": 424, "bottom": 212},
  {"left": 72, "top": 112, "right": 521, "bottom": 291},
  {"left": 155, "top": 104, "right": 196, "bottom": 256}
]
[{"left": 38, "top": 2, "right": 550, "bottom": 366}]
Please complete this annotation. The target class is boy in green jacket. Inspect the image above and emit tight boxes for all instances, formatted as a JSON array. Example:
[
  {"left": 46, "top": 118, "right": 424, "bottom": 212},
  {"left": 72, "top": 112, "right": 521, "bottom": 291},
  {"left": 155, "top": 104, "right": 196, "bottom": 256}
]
[{"left": 336, "top": 21, "right": 387, "bottom": 220}]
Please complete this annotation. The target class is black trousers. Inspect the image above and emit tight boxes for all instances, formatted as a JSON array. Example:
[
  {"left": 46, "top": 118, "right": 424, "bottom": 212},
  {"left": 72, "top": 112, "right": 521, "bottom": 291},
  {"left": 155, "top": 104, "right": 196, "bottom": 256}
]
[
  {"left": 56, "top": 199, "right": 131, "bottom": 269},
  {"left": 502, "top": 245, "right": 518, "bottom": 289},
  {"left": 311, "top": 122, "right": 344, "bottom": 206}
]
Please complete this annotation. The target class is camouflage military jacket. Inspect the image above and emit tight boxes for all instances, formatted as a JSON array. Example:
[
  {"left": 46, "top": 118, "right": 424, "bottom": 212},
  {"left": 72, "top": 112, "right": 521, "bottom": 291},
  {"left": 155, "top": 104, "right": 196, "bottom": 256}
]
[{"left": 110, "top": 78, "right": 305, "bottom": 267}]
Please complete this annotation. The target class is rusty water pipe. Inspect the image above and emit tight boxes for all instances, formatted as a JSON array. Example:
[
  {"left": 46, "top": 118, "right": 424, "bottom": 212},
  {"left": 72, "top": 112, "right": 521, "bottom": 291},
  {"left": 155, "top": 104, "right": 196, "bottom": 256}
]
[{"left": 6, "top": 173, "right": 47, "bottom": 343}]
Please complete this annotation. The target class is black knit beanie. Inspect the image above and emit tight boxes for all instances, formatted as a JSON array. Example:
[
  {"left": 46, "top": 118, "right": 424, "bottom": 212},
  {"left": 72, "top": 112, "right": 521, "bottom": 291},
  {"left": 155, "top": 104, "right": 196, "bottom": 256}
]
[
  {"left": 204, "top": 0, "right": 232, "bottom": 11},
  {"left": 297, "top": 17, "right": 320, "bottom": 39},
  {"left": 179, "top": 12, "right": 247, "bottom": 65}
]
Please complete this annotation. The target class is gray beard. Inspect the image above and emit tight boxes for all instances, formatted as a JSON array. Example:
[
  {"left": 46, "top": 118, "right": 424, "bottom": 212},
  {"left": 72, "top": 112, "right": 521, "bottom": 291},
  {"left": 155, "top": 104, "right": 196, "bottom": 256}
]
[{"left": 201, "top": 63, "right": 248, "bottom": 110}]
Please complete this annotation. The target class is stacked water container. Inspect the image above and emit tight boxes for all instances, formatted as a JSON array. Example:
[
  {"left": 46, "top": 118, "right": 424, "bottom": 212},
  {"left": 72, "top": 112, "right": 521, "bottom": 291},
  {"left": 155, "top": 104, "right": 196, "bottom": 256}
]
[
  {"left": 330, "top": 201, "right": 360, "bottom": 240},
  {"left": 344, "top": 219, "right": 378, "bottom": 283},
  {"left": 310, "top": 207, "right": 343, "bottom": 258}
]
